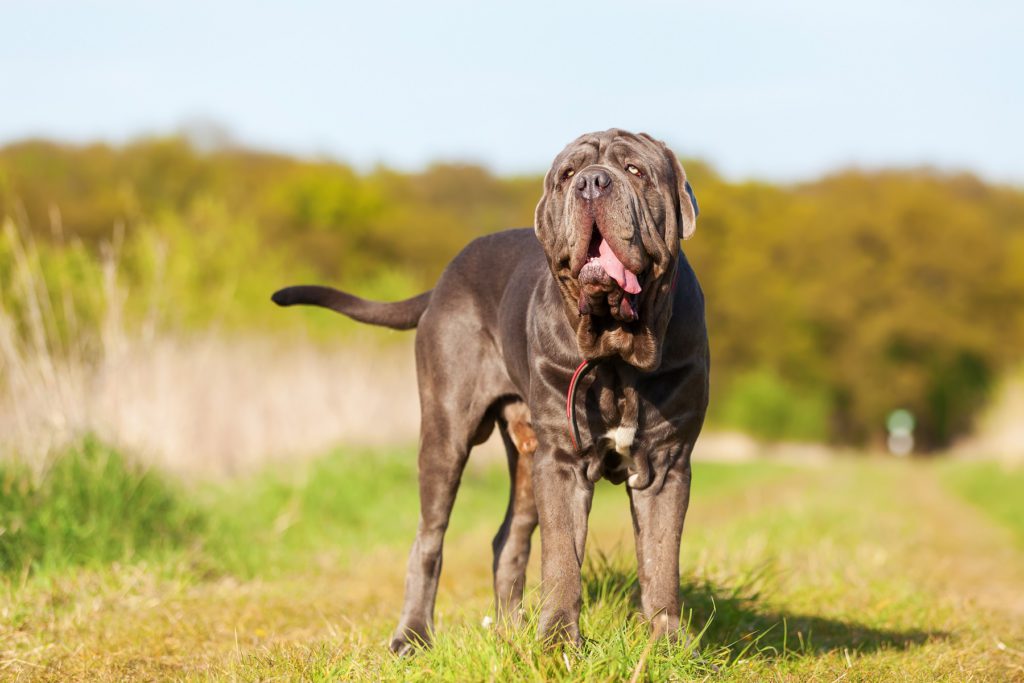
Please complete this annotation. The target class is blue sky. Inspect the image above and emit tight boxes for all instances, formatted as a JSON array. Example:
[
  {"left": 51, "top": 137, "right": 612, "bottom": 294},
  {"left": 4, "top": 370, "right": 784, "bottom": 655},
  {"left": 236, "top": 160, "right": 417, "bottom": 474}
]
[{"left": 2, "top": 0, "right": 1021, "bottom": 182}]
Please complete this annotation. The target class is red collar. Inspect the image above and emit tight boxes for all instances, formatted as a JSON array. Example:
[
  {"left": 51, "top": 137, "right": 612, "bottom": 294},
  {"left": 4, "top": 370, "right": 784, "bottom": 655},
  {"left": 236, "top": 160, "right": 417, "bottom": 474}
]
[{"left": 566, "top": 359, "right": 599, "bottom": 451}]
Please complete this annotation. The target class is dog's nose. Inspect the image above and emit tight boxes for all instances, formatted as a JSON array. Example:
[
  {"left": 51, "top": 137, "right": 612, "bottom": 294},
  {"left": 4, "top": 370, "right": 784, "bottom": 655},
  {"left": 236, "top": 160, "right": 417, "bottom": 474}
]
[{"left": 575, "top": 168, "right": 611, "bottom": 200}]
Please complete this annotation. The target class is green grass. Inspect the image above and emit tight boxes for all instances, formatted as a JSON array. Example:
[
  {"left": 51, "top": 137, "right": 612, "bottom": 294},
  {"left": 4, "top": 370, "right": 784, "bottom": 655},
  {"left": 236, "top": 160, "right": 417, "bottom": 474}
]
[
  {"left": 0, "top": 442, "right": 791, "bottom": 581},
  {"left": 1, "top": 446, "right": 1022, "bottom": 681},
  {"left": 199, "top": 448, "right": 425, "bottom": 577},
  {"left": 0, "top": 437, "right": 204, "bottom": 576},
  {"left": 201, "top": 447, "right": 794, "bottom": 578}
]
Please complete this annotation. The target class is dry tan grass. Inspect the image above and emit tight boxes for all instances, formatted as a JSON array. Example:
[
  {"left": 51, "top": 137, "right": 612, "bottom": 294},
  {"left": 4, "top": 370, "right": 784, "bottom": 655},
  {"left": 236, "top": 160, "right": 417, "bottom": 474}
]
[
  {"left": 0, "top": 218, "right": 423, "bottom": 476},
  {"left": 0, "top": 325, "right": 422, "bottom": 477},
  {"left": 87, "top": 333, "right": 420, "bottom": 477}
]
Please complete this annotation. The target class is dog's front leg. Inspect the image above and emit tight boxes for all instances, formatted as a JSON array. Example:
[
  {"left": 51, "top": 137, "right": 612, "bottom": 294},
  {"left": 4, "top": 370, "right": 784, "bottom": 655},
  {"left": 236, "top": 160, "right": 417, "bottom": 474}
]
[
  {"left": 532, "top": 448, "right": 594, "bottom": 647},
  {"left": 627, "top": 449, "right": 692, "bottom": 640}
]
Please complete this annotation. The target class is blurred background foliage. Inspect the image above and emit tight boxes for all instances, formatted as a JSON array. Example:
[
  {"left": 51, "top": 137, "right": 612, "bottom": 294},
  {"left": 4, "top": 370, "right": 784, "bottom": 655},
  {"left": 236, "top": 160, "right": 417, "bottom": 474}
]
[{"left": 1, "top": 136, "right": 1023, "bottom": 450}]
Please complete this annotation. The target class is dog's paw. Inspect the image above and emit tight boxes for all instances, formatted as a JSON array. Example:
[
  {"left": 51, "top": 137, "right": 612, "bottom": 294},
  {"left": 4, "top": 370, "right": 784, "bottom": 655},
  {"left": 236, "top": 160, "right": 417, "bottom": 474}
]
[
  {"left": 538, "top": 612, "right": 584, "bottom": 650},
  {"left": 650, "top": 612, "right": 682, "bottom": 640},
  {"left": 389, "top": 622, "right": 431, "bottom": 656}
]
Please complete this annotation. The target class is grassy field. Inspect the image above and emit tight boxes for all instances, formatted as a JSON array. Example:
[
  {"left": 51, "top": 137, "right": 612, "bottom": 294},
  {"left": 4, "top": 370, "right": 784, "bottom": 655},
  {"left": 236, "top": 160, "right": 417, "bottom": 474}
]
[{"left": 1, "top": 444, "right": 1023, "bottom": 681}]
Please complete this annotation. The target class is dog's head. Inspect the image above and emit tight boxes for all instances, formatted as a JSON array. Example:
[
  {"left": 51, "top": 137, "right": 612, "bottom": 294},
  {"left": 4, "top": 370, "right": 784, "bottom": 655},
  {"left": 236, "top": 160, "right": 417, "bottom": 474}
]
[{"left": 535, "top": 129, "right": 699, "bottom": 370}]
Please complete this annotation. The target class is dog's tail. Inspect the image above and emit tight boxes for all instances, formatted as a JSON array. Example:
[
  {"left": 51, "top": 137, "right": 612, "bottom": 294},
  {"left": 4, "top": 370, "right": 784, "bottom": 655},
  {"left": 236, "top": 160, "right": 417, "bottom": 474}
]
[{"left": 271, "top": 285, "right": 432, "bottom": 330}]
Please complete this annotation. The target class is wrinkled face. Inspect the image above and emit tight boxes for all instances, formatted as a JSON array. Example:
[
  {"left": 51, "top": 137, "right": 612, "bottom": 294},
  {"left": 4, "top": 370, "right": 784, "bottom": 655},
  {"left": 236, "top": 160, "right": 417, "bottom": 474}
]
[{"left": 535, "top": 129, "right": 698, "bottom": 369}]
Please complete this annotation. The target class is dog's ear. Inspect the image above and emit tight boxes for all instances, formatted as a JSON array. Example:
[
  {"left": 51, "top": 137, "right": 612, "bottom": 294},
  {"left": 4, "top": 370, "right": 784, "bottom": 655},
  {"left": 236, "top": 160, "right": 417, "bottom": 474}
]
[
  {"left": 533, "top": 169, "right": 550, "bottom": 241},
  {"left": 668, "top": 153, "right": 698, "bottom": 241},
  {"left": 533, "top": 165, "right": 561, "bottom": 256},
  {"left": 685, "top": 180, "right": 699, "bottom": 220}
]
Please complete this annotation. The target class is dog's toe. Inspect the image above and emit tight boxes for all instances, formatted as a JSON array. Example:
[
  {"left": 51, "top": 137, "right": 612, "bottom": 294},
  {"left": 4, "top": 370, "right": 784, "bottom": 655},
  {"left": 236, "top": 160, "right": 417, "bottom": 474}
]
[
  {"left": 389, "top": 639, "right": 412, "bottom": 656},
  {"left": 389, "top": 619, "right": 434, "bottom": 656}
]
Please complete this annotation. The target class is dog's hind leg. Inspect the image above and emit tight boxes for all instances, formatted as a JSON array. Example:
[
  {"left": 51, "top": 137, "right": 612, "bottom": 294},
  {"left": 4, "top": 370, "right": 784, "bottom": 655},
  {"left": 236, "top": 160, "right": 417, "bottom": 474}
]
[
  {"left": 389, "top": 324, "right": 511, "bottom": 655},
  {"left": 491, "top": 401, "right": 539, "bottom": 626},
  {"left": 389, "top": 415, "right": 470, "bottom": 655}
]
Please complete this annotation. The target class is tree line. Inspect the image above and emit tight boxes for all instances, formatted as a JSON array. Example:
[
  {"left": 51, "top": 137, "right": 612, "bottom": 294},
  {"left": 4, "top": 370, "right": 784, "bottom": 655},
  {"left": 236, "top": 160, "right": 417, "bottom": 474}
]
[{"left": 2, "top": 137, "right": 1022, "bottom": 449}]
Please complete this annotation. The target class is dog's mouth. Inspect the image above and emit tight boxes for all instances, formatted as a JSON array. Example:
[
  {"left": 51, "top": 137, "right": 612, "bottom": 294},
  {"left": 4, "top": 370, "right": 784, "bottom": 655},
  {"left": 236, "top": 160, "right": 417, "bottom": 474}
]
[{"left": 575, "top": 226, "right": 643, "bottom": 322}]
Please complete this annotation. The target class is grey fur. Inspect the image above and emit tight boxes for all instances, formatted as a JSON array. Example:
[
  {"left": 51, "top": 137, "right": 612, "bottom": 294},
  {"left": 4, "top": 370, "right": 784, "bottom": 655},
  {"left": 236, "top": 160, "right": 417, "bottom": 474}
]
[{"left": 273, "top": 129, "right": 708, "bottom": 653}]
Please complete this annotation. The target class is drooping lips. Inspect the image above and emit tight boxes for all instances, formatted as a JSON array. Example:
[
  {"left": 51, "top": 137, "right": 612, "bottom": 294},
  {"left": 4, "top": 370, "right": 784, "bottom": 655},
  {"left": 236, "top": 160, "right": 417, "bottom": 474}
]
[{"left": 574, "top": 227, "right": 643, "bottom": 322}]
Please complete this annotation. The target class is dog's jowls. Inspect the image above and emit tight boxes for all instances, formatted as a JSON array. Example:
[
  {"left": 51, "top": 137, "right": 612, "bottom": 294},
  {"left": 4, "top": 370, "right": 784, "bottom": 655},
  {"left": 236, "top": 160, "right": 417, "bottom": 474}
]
[{"left": 273, "top": 129, "right": 708, "bottom": 654}]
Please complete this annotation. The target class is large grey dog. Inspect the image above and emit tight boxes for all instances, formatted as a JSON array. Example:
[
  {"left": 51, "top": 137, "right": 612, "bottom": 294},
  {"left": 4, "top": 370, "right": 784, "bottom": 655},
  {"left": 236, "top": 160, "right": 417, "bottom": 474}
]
[{"left": 272, "top": 129, "right": 708, "bottom": 653}]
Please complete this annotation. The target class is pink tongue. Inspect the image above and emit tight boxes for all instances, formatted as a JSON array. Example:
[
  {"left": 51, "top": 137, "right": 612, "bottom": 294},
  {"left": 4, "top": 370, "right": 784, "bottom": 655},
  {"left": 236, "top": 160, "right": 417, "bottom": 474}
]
[{"left": 598, "top": 239, "right": 642, "bottom": 294}]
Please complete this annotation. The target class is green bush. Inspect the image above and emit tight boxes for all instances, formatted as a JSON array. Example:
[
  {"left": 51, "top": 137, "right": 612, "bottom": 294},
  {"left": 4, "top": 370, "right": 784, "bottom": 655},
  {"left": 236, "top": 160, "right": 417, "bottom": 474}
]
[
  {"left": 0, "top": 437, "right": 204, "bottom": 575},
  {"left": 713, "top": 369, "right": 830, "bottom": 442}
]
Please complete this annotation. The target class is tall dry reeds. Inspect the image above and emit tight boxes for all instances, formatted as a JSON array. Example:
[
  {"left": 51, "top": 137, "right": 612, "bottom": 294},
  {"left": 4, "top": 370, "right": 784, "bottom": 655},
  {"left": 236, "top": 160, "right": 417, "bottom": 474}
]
[{"left": 0, "top": 218, "right": 421, "bottom": 477}]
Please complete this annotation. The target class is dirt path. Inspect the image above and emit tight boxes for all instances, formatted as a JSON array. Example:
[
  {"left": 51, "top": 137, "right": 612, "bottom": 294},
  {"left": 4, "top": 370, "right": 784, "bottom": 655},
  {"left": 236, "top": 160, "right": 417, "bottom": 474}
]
[{"left": 907, "top": 465, "right": 1024, "bottom": 618}]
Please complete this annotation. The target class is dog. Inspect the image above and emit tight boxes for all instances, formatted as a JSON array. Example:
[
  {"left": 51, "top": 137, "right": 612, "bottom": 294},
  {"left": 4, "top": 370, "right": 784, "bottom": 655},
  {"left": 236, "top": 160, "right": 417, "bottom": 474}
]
[{"left": 272, "top": 129, "right": 708, "bottom": 653}]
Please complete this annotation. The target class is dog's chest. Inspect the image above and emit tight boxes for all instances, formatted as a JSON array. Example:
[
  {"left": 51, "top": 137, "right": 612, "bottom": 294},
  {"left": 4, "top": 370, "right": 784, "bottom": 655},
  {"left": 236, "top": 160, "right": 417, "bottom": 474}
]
[
  {"left": 605, "top": 425, "right": 636, "bottom": 458},
  {"left": 582, "top": 366, "right": 644, "bottom": 485}
]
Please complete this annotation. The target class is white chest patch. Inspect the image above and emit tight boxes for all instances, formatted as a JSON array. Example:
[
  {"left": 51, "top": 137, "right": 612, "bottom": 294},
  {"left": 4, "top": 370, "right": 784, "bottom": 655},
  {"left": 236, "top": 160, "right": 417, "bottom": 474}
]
[{"left": 605, "top": 426, "right": 636, "bottom": 457}]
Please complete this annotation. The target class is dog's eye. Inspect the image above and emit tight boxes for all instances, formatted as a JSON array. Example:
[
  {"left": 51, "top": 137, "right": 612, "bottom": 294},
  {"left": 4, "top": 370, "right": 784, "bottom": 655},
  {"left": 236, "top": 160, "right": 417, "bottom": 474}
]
[
  {"left": 561, "top": 168, "right": 575, "bottom": 181},
  {"left": 626, "top": 164, "right": 643, "bottom": 177}
]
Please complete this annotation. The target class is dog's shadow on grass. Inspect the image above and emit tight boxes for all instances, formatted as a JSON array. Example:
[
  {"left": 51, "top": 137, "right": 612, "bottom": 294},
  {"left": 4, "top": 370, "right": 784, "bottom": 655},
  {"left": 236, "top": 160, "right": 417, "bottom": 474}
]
[{"left": 582, "top": 556, "right": 946, "bottom": 658}]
